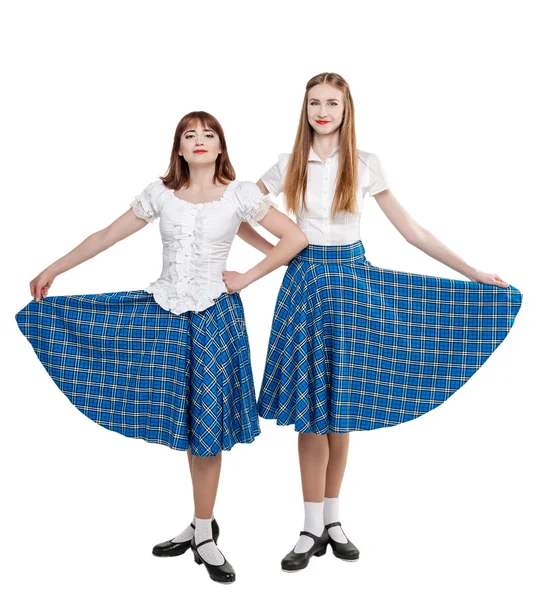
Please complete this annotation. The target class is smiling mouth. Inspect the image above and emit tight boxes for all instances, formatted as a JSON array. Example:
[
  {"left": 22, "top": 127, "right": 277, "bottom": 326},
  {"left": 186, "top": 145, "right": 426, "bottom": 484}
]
[{"left": 316, "top": 120, "right": 330, "bottom": 125}]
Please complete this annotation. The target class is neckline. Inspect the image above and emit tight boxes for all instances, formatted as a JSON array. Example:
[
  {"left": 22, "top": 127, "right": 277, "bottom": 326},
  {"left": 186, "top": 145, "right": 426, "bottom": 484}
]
[
  {"left": 309, "top": 145, "right": 339, "bottom": 164},
  {"left": 172, "top": 180, "right": 237, "bottom": 207}
]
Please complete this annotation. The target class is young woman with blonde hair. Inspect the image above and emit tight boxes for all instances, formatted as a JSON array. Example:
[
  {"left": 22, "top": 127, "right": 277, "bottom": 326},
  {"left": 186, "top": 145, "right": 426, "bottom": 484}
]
[{"left": 237, "top": 72, "right": 522, "bottom": 572}]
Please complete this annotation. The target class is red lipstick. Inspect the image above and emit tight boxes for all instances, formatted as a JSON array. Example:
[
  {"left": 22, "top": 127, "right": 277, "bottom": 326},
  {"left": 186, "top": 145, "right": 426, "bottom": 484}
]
[
  {"left": 316, "top": 120, "right": 330, "bottom": 125},
  {"left": 193, "top": 150, "right": 207, "bottom": 154}
]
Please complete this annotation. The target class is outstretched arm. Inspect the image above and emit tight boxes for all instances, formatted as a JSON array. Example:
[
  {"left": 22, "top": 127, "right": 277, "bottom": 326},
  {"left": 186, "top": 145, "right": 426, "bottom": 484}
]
[
  {"left": 374, "top": 189, "right": 509, "bottom": 287},
  {"left": 30, "top": 208, "right": 149, "bottom": 301}
]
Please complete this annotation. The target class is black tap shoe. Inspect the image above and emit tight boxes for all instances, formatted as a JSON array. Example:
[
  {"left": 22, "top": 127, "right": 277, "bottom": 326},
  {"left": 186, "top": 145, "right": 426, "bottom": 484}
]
[
  {"left": 281, "top": 528, "right": 329, "bottom": 572},
  {"left": 326, "top": 521, "right": 360, "bottom": 561},
  {"left": 152, "top": 519, "right": 220, "bottom": 557},
  {"left": 191, "top": 537, "right": 236, "bottom": 584}
]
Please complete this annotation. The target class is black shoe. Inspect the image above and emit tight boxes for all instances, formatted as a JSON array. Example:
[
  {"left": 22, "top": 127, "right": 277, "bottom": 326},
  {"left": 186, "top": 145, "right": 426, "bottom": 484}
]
[
  {"left": 281, "top": 529, "right": 329, "bottom": 572},
  {"left": 326, "top": 522, "right": 360, "bottom": 561},
  {"left": 191, "top": 538, "right": 236, "bottom": 584},
  {"left": 152, "top": 519, "right": 220, "bottom": 557}
]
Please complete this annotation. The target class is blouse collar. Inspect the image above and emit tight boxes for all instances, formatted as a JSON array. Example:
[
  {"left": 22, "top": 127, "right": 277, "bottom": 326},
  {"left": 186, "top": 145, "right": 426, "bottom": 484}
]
[{"left": 308, "top": 145, "right": 340, "bottom": 163}]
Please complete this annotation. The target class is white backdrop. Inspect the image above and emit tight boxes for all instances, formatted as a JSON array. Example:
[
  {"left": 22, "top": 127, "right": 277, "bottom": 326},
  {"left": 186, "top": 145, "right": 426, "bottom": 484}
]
[{"left": 1, "top": 1, "right": 531, "bottom": 598}]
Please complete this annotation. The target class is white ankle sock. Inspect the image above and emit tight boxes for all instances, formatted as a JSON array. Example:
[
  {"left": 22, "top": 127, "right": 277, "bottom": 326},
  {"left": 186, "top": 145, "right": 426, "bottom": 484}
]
[
  {"left": 294, "top": 501, "right": 325, "bottom": 553},
  {"left": 170, "top": 523, "right": 195, "bottom": 543},
  {"left": 195, "top": 517, "right": 224, "bottom": 566},
  {"left": 324, "top": 497, "right": 348, "bottom": 543},
  {"left": 170, "top": 514, "right": 214, "bottom": 544}
]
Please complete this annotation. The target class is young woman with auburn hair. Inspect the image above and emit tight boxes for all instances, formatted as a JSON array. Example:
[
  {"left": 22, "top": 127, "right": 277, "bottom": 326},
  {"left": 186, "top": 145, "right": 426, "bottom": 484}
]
[
  {"left": 15, "top": 111, "right": 308, "bottom": 584},
  {"left": 237, "top": 72, "right": 522, "bottom": 572}
]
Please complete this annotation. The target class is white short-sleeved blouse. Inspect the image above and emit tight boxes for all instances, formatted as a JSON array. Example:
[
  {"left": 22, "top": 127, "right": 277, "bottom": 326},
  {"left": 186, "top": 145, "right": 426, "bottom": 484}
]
[
  {"left": 260, "top": 147, "right": 390, "bottom": 245},
  {"left": 130, "top": 179, "right": 273, "bottom": 316}
]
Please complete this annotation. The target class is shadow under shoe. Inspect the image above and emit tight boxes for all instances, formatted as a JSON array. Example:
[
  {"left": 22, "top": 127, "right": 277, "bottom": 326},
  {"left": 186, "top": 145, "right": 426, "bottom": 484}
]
[
  {"left": 281, "top": 528, "right": 329, "bottom": 572},
  {"left": 191, "top": 537, "right": 236, "bottom": 584},
  {"left": 326, "top": 521, "right": 360, "bottom": 561},
  {"left": 152, "top": 519, "right": 220, "bottom": 557}
]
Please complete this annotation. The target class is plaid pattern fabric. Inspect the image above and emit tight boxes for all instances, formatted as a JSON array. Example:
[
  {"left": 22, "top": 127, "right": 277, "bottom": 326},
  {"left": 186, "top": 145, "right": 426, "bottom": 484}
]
[
  {"left": 15, "top": 290, "right": 259, "bottom": 456},
  {"left": 258, "top": 240, "right": 523, "bottom": 433}
]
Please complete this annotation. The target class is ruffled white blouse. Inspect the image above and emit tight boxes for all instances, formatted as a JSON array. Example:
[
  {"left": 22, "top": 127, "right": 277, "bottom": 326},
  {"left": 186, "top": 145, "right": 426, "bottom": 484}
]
[
  {"left": 260, "top": 147, "right": 390, "bottom": 245},
  {"left": 130, "top": 179, "right": 273, "bottom": 316}
]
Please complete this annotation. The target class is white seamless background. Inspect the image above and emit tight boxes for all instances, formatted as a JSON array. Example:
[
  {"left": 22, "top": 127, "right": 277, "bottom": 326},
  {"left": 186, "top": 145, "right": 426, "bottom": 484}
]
[{"left": 1, "top": 1, "right": 531, "bottom": 599}]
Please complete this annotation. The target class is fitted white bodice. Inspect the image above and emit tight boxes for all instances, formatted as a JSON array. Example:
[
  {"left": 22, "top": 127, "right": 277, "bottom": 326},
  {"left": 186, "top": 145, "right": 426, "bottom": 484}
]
[{"left": 130, "top": 179, "right": 273, "bottom": 315}]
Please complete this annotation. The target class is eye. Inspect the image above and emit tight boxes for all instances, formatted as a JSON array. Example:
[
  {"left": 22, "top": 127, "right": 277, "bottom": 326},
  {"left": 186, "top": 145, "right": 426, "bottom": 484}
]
[
  {"left": 205, "top": 133, "right": 215, "bottom": 138},
  {"left": 309, "top": 101, "right": 319, "bottom": 106},
  {"left": 328, "top": 102, "right": 338, "bottom": 106},
  {"left": 185, "top": 133, "right": 194, "bottom": 139}
]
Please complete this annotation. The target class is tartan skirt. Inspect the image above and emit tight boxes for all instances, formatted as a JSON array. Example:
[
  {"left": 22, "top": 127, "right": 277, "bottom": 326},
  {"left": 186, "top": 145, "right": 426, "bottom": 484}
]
[
  {"left": 257, "top": 240, "right": 523, "bottom": 434},
  {"left": 15, "top": 290, "right": 260, "bottom": 456}
]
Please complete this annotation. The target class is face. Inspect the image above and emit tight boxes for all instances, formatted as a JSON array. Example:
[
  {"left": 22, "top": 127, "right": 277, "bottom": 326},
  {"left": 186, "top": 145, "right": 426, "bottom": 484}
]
[
  {"left": 178, "top": 121, "right": 222, "bottom": 164},
  {"left": 307, "top": 83, "right": 344, "bottom": 137}
]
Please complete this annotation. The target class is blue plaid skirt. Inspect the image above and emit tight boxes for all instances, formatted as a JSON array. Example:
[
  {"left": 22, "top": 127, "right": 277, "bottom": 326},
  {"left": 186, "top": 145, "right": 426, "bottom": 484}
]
[
  {"left": 258, "top": 240, "right": 523, "bottom": 434},
  {"left": 15, "top": 290, "right": 260, "bottom": 456}
]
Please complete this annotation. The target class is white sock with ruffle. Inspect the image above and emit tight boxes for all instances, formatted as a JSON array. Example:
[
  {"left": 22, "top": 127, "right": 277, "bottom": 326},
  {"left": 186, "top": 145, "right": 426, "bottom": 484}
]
[
  {"left": 195, "top": 517, "right": 224, "bottom": 566},
  {"left": 170, "top": 514, "right": 214, "bottom": 543}
]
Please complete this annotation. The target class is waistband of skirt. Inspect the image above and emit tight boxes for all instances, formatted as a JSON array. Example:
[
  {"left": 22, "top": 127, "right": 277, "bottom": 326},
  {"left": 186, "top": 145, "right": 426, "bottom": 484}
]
[{"left": 293, "top": 240, "right": 366, "bottom": 263}]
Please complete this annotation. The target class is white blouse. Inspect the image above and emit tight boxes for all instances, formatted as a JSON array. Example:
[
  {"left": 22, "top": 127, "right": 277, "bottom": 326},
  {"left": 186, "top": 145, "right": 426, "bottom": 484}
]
[
  {"left": 130, "top": 179, "right": 273, "bottom": 316},
  {"left": 261, "top": 147, "right": 390, "bottom": 245}
]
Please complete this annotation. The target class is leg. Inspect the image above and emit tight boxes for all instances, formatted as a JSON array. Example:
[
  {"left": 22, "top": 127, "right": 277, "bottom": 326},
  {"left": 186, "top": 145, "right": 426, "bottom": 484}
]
[
  {"left": 191, "top": 452, "right": 226, "bottom": 566},
  {"left": 168, "top": 449, "right": 197, "bottom": 543},
  {"left": 293, "top": 432, "right": 329, "bottom": 552},
  {"left": 280, "top": 433, "right": 330, "bottom": 570},
  {"left": 299, "top": 432, "right": 329, "bottom": 501},
  {"left": 152, "top": 449, "right": 212, "bottom": 556},
  {"left": 190, "top": 452, "right": 222, "bottom": 519},
  {"left": 324, "top": 432, "right": 350, "bottom": 543},
  {"left": 325, "top": 432, "right": 349, "bottom": 498},
  {"left": 322, "top": 432, "right": 359, "bottom": 560}
]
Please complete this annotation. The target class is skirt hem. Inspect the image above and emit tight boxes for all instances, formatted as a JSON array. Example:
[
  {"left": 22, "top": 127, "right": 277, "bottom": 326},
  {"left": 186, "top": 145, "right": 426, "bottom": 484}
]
[{"left": 83, "top": 416, "right": 261, "bottom": 456}]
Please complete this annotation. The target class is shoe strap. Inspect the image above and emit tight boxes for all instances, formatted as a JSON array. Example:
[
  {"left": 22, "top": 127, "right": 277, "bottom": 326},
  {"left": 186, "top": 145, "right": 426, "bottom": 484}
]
[
  {"left": 299, "top": 530, "right": 322, "bottom": 542},
  {"left": 190, "top": 522, "right": 195, "bottom": 529},
  {"left": 325, "top": 521, "right": 342, "bottom": 530},
  {"left": 194, "top": 538, "right": 227, "bottom": 565}
]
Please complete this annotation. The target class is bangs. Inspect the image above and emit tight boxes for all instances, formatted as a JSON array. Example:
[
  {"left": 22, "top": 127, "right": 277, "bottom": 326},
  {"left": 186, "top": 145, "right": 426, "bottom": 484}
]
[{"left": 180, "top": 112, "right": 222, "bottom": 137}]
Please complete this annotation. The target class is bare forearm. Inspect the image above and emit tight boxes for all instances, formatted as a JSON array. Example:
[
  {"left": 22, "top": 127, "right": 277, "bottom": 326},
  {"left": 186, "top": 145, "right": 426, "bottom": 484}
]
[
  {"left": 244, "top": 233, "right": 307, "bottom": 285},
  {"left": 237, "top": 222, "right": 275, "bottom": 254},
  {"left": 409, "top": 228, "right": 477, "bottom": 279},
  {"left": 47, "top": 230, "right": 112, "bottom": 276}
]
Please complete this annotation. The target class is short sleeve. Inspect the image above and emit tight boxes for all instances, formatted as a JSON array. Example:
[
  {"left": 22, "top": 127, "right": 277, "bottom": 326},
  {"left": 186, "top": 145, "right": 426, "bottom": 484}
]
[
  {"left": 233, "top": 180, "right": 275, "bottom": 227},
  {"left": 260, "top": 153, "right": 291, "bottom": 197},
  {"left": 130, "top": 180, "right": 167, "bottom": 224},
  {"left": 366, "top": 152, "right": 390, "bottom": 197}
]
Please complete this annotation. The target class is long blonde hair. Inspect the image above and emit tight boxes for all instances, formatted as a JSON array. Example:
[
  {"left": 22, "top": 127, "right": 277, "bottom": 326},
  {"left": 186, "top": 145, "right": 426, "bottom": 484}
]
[{"left": 285, "top": 73, "right": 358, "bottom": 216}]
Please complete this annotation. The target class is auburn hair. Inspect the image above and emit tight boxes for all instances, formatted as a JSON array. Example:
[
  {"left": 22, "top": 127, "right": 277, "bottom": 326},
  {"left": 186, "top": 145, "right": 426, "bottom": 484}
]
[
  {"left": 285, "top": 73, "right": 358, "bottom": 217},
  {"left": 161, "top": 111, "right": 235, "bottom": 190}
]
